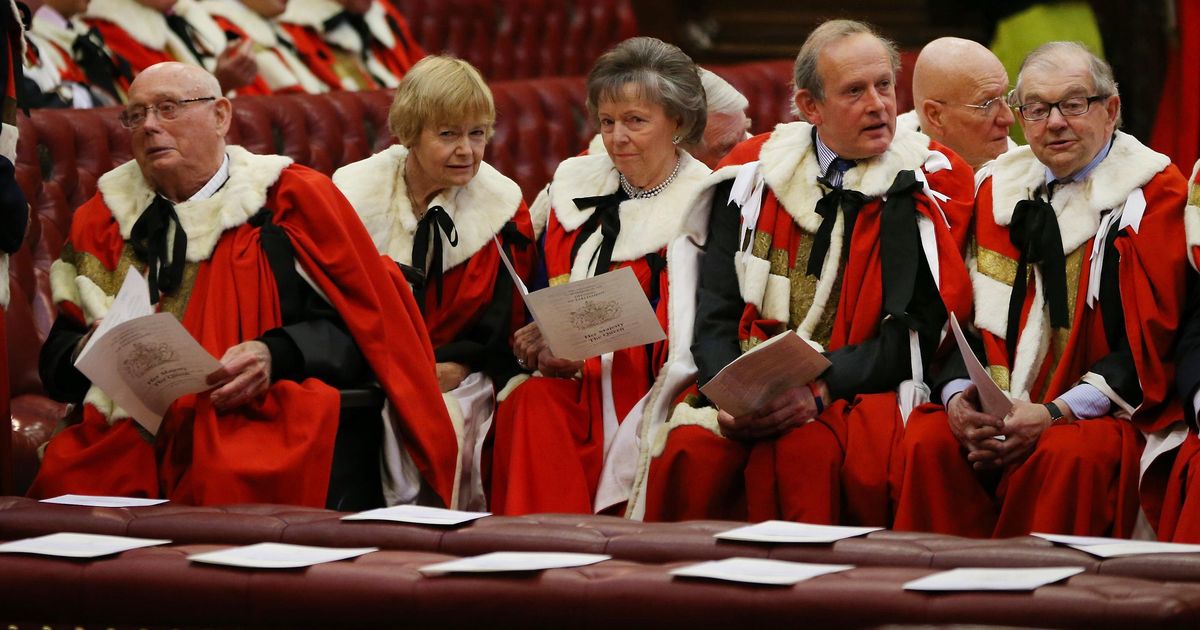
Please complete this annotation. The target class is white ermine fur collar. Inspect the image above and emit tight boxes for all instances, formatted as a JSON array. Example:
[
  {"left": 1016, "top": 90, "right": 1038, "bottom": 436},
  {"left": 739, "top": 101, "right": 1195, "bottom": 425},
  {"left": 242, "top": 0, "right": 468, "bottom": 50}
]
[
  {"left": 987, "top": 130, "right": 1169, "bottom": 256},
  {"left": 333, "top": 145, "right": 523, "bottom": 270},
  {"left": 549, "top": 150, "right": 710, "bottom": 270},
  {"left": 97, "top": 145, "right": 293, "bottom": 262},
  {"left": 757, "top": 121, "right": 933, "bottom": 233},
  {"left": 587, "top": 133, "right": 606, "bottom": 156},
  {"left": 278, "top": 0, "right": 395, "bottom": 50},
  {"left": 31, "top": 10, "right": 82, "bottom": 51},
  {"left": 205, "top": 0, "right": 279, "bottom": 45},
  {"left": 896, "top": 110, "right": 921, "bottom": 134}
]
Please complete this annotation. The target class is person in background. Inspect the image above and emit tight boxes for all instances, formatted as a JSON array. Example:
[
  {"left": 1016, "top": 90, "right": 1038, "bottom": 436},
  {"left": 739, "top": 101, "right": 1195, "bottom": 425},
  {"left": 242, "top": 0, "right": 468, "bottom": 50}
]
[
  {"left": 681, "top": 68, "right": 752, "bottom": 169},
  {"left": 82, "top": 0, "right": 260, "bottom": 98},
  {"left": 277, "top": 0, "right": 423, "bottom": 91},
  {"left": 22, "top": 0, "right": 125, "bottom": 107},
  {"left": 491, "top": 36, "right": 712, "bottom": 516},
  {"left": 28, "top": 62, "right": 458, "bottom": 509},
  {"left": 203, "top": 0, "right": 327, "bottom": 94},
  {"left": 333, "top": 55, "right": 534, "bottom": 510},
  {"left": 899, "top": 36, "right": 1015, "bottom": 171}
]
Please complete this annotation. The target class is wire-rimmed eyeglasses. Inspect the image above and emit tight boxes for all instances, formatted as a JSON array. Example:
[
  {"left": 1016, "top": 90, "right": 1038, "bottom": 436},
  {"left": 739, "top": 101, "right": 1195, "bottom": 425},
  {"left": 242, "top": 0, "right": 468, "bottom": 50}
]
[{"left": 118, "top": 97, "right": 217, "bottom": 129}]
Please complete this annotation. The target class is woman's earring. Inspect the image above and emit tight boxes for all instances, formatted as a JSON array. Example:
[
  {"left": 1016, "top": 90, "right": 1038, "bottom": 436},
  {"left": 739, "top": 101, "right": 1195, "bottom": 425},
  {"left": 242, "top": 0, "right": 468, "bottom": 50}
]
[{"left": 672, "top": 134, "right": 681, "bottom": 145}]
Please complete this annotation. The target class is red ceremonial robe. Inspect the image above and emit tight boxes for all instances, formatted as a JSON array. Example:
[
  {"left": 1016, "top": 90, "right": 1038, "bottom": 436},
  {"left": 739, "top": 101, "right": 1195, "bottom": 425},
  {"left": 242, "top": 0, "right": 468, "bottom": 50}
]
[
  {"left": 633, "top": 123, "right": 974, "bottom": 526},
  {"left": 83, "top": 0, "right": 267, "bottom": 98},
  {"left": 277, "top": 0, "right": 423, "bottom": 92},
  {"left": 334, "top": 146, "right": 534, "bottom": 508},
  {"left": 205, "top": 0, "right": 327, "bottom": 96},
  {"left": 894, "top": 132, "right": 1189, "bottom": 538},
  {"left": 28, "top": 146, "right": 459, "bottom": 507},
  {"left": 490, "top": 150, "right": 712, "bottom": 515},
  {"left": 1159, "top": 161, "right": 1200, "bottom": 543}
]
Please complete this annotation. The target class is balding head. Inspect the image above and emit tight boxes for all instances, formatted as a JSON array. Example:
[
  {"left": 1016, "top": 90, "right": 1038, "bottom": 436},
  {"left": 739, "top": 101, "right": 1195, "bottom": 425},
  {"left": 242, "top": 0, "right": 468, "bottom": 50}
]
[
  {"left": 911, "top": 37, "right": 1014, "bottom": 169},
  {"left": 126, "top": 63, "right": 231, "bottom": 201}
]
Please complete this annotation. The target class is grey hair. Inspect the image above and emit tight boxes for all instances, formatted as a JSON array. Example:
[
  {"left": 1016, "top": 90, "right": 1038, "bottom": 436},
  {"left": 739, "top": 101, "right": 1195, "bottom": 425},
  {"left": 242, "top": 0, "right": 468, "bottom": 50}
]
[
  {"left": 699, "top": 68, "right": 748, "bottom": 116},
  {"left": 1009, "top": 41, "right": 1120, "bottom": 126},
  {"left": 1011, "top": 41, "right": 1118, "bottom": 102},
  {"left": 793, "top": 19, "right": 899, "bottom": 102},
  {"left": 586, "top": 36, "right": 707, "bottom": 145}
]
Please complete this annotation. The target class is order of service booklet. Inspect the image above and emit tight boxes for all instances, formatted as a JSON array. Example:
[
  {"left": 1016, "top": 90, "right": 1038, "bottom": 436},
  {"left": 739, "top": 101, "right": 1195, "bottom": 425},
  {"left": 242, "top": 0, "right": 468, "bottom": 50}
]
[
  {"left": 494, "top": 238, "right": 665, "bottom": 361},
  {"left": 949, "top": 314, "right": 1013, "bottom": 418},
  {"left": 73, "top": 269, "right": 223, "bottom": 435},
  {"left": 699, "top": 331, "right": 831, "bottom": 418}
]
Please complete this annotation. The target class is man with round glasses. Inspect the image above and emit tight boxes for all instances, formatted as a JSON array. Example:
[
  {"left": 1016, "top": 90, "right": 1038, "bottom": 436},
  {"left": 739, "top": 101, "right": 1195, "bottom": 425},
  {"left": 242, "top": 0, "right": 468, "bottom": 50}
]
[
  {"left": 894, "top": 41, "right": 1190, "bottom": 539},
  {"left": 29, "top": 62, "right": 460, "bottom": 509},
  {"left": 903, "top": 37, "right": 1016, "bottom": 171}
]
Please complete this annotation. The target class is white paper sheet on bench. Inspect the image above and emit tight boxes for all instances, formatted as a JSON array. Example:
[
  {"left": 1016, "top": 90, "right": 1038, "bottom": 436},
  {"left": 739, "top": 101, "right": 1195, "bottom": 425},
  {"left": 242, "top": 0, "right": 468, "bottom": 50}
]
[
  {"left": 40, "top": 494, "right": 169, "bottom": 508},
  {"left": 187, "top": 542, "right": 377, "bottom": 569},
  {"left": 0, "top": 532, "right": 171, "bottom": 558},
  {"left": 714, "top": 520, "right": 882, "bottom": 544},
  {"left": 903, "top": 566, "right": 1085, "bottom": 591},
  {"left": 1067, "top": 540, "right": 1200, "bottom": 558},
  {"left": 419, "top": 551, "right": 610, "bottom": 575},
  {"left": 1031, "top": 532, "right": 1128, "bottom": 547},
  {"left": 670, "top": 557, "right": 854, "bottom": 586},
  {"left": 342, "top": 505, "right": 490, "bottom": 526}
]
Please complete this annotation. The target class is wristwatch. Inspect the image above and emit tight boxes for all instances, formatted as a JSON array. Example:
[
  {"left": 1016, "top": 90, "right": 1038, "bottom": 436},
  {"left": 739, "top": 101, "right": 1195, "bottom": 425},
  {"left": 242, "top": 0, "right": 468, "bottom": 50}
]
[{"left": 1043, "top": 401, "right": 1065, "bottom": 421}]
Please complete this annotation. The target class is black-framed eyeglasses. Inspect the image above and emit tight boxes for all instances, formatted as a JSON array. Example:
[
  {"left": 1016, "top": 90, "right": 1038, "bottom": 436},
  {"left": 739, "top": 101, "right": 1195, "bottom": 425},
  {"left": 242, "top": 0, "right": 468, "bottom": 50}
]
[
  {"left": 936, "top": 94, "right": 1008, "bottom": 115},
  {"left": 1015, "top": 95, "right": 1108, "bottom": 122},
  {"left": 119, "top": 97, "right": 217, "bottom": 129}
]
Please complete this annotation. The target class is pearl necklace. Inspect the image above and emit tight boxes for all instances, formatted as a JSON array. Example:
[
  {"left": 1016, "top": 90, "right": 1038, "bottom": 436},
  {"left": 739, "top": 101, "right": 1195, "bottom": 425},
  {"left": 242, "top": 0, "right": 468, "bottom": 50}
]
[{"left": 619, "top": 156, "right": 681, "bottom": 199}]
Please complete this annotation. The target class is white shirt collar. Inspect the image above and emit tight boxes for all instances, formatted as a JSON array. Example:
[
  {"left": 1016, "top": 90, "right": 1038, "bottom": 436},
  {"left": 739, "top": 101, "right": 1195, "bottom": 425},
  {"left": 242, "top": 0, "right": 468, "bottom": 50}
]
[{"left": 187, "top": 153, "right": 231, "bottom": 202}]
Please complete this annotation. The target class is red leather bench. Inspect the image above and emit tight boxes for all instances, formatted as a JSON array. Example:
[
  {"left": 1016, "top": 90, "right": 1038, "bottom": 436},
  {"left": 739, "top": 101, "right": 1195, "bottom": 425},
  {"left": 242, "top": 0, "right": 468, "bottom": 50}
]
[
  {"left": 2, "top": 497, "right": 1200, "bottom": 585},
  {"left": 2, "top": 537, "right": 1200, "bottom": 628}
]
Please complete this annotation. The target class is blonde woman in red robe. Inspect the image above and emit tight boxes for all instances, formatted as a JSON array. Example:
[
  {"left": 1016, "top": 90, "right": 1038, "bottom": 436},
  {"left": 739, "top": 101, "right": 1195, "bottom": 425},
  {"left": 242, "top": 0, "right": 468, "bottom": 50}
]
[
  {"left": 490, "top": 37, "right": 713, "bottom": 515},
  {"left": 334, "top": 56, "right": 534, "bottom": 509}
]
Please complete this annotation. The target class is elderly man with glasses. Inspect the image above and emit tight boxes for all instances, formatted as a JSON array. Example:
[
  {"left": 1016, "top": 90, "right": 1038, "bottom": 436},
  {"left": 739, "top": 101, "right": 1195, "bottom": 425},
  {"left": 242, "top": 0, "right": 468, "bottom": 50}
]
[
  {"left": 893, "top": 41, "right": 1190, "bottom": 539},
  {"left": 901, "top": 37, "right": 1016, "bottom": 171},
  {"left": 29, "top": 62, "right": 460, "bottom": 509}
]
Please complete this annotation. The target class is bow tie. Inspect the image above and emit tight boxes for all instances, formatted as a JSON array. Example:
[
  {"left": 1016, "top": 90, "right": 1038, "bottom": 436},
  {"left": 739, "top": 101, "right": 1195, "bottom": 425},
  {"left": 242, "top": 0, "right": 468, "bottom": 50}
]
[
  {"left": 1006, "top": 196, "right": 1070, "bottom": 357},
  {"left": 807, "top": 180, "right": 868, "bottom": 278},
  {"left": 164, "top": 14, "right": 212, "bottom": 63},
  {"left": 570, "top": 188, "right": 629, "bottom": 276},
  {"left": 411, "top": 206, "right": 458, "bottom": 307},
  {"left": 323, "top": 11, "right": 373, "bottom": 58},
  {"left": 130, "top": 194, "right": 187, "bottom": 304}
]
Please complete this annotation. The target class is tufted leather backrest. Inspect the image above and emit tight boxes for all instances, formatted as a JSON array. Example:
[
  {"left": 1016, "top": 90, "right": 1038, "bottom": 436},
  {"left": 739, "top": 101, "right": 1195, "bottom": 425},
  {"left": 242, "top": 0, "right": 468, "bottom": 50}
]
[{"left": 394, "top": 0, "right": 637, "bottom": 81}]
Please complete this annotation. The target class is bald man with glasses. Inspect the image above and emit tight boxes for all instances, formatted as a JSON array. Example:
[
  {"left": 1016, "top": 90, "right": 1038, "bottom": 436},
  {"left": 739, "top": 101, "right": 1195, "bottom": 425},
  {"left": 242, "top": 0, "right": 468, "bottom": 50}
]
[
  {"left": 901, "top": 37, "right": 1016, "bottom": 171},
  {"left": 893, "top": 42, "right": 1190, "bottom": 539},
  {"left": 30, "top": 62, "right": 459, "bottom": 509}
]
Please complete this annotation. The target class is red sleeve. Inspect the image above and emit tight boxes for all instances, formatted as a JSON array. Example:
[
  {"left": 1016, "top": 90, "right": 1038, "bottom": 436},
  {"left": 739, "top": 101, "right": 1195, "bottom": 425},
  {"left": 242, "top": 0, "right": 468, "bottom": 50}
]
[{"left": 269, "top": 165, "right": 460, "bottom": 507}]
